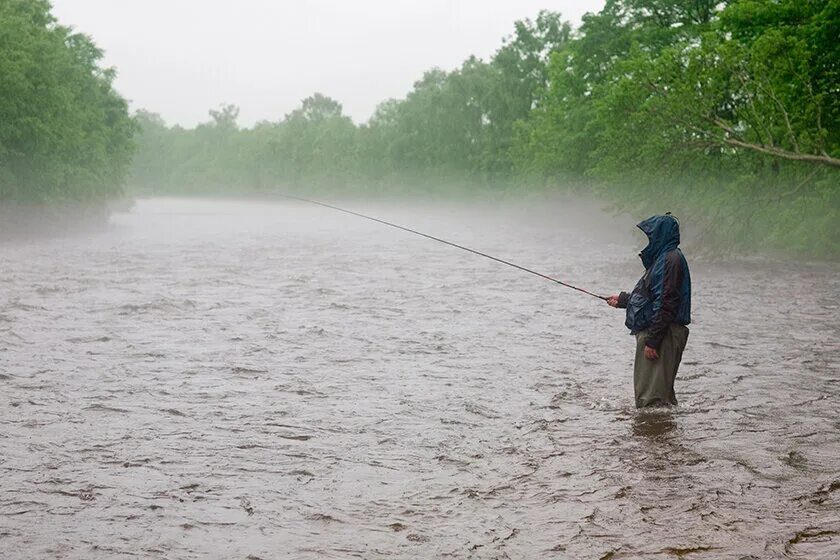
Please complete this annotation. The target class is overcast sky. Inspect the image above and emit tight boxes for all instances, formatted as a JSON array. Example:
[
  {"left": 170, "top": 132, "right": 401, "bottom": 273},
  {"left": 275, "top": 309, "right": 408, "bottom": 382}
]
[{"left": 50, "top": 1, "right": 605, "bottom": 127}]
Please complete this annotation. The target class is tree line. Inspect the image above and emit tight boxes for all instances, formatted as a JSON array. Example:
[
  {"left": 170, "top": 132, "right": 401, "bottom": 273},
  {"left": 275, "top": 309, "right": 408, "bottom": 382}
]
[
  {"left": 130, "top": 9, "right": 573, "bottom": 194},
  {"left": 1, "top": 0, "right": 837, "bottom": 254},
  {"left": 131, "top": 0, "right": 839, "bottom": 254}
]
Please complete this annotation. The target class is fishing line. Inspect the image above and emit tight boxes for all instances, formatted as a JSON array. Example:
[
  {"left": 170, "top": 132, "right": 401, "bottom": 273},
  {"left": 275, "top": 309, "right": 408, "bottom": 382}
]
[{"left": 279, "top": 194, "right": 607, "bottom": 301}]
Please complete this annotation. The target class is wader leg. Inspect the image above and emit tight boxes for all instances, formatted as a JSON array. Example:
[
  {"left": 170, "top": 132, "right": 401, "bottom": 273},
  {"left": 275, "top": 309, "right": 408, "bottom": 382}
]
[{"left": 633, "top": 325, "right": 689, "bottom": 408}]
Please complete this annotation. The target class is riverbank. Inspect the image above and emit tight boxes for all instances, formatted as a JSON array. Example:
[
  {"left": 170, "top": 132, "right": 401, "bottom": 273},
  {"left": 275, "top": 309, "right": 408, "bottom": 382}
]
[{"left": 0, "top": 198, "right": 134, "bottom": 240}]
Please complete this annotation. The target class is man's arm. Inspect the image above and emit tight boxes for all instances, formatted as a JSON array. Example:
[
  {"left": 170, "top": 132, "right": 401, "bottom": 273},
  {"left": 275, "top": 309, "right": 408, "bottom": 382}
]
[{"left": 645, "top": 251, "right": 683, "bottom": 350}]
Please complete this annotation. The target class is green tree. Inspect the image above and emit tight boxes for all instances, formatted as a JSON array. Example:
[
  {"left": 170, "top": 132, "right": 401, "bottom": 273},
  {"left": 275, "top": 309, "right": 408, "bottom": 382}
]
[
  {"left": 0, "top": 0, "right": 135, "bottom": 203},
  {"left": 485, "top": 11, "right": 571, "bottom": 175},
  {"left": 126, "top": 2, "right": 839, "bottom": 255}
]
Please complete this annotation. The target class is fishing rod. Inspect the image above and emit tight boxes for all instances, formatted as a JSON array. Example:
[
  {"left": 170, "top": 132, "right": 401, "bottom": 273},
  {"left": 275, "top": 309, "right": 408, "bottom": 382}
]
[{"left": 278, "top": 194, "right": 608, "bottom": 301}]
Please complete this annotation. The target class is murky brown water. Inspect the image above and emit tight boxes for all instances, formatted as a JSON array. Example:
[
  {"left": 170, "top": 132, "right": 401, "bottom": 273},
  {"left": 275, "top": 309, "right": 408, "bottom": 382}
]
[{"left": 1, "top": 197, "right": 838, "bottom": 559}]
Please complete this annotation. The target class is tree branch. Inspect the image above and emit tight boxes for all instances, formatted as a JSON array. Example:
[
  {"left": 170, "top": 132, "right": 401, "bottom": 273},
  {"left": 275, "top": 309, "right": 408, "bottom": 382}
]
[
  {"left": 752, "top": 75, "right": 800, "bottom": 153},
  {"left": 644, "top": 76, "right": 840, "bottom": 169},
  {"left": 733, "top": 66, "right": 774, "bottom": 147},
  {"left": 721, "top": 137, "right": 840, "bottom": 169},
  {"left": 777, "top": 167, "right": 821, "bottom": 199}
]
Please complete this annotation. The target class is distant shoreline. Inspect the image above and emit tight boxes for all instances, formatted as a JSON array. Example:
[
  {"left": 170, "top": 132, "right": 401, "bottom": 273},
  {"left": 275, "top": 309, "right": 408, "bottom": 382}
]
[{"left": 0, "top": 199, "right": 130, "bottom": 239}]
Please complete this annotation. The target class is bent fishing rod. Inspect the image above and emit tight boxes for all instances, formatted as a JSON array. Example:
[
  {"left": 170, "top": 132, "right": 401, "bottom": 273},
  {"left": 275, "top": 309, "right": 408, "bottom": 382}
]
[{"left": 278, "top": 194, "right": 608, "bottom": 301}]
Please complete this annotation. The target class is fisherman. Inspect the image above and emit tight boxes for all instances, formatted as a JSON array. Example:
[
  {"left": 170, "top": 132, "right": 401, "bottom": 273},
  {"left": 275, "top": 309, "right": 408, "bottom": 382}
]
[{"left": 607, "top": 214, "right": 691, "bottom": 408}]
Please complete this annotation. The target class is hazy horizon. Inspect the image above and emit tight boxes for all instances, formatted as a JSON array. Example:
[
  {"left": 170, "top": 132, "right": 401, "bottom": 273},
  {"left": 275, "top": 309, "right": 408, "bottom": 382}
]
[{"left": 49, "top": 0, "right": 605, "bottom": 127}]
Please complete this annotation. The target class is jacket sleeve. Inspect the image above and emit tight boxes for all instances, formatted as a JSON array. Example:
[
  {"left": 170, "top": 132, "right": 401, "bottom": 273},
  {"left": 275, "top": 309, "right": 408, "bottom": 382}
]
[
  {"left": 645, "top": 251, "right": 683, "bottom": 350},
  {"left": 617, "top": 291, "right": 630, "bottom": 308}
]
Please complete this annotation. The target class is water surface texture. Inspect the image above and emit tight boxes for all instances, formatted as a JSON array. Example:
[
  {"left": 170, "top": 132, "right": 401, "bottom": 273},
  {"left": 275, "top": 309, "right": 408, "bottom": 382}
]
[{"left": 1, "top": 197, "right": 839, "bottom": 559}]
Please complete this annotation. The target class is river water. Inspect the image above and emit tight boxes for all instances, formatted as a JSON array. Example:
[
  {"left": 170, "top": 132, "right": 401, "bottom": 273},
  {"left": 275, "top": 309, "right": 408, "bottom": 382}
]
[{"left": 1, "top": 197, "right": 838, "bottom": 559}]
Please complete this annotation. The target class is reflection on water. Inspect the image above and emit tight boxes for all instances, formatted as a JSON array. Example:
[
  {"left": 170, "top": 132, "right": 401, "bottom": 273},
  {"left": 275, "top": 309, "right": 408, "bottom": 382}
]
[
  {"left": 632, "top": 410, "right": 677, "bottom": 439},
  {"left": 1, "top": 197, "right": 839, "bottom": 559}
]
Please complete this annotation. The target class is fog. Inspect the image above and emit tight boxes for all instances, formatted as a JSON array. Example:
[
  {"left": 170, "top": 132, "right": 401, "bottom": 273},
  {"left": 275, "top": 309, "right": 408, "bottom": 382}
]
[
  {"left": 49, "top": 0, "right": 605, "bottom": 126},
  {"left": 2, "top": 1, "right": 839, "bottom": 558}
]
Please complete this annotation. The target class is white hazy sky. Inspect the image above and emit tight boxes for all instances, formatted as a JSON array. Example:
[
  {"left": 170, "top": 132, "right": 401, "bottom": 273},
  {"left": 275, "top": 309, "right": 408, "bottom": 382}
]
[{"left": 50, "top": 1, "right": 605, "bottom": 127}]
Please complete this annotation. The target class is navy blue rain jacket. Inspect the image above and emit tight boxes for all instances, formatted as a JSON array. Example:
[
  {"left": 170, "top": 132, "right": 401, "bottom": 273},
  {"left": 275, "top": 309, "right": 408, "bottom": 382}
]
[{"left": 619, "top": 215, "right": 691, "bottom": 349}]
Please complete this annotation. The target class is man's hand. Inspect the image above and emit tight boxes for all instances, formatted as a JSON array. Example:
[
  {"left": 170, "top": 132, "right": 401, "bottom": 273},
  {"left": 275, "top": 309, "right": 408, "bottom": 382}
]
[
  {"left": 606, "top": 294, "right": 620, "bottom": 307},
  {"left": 644, "top": 345, "right": 659, "bottom": 360}
]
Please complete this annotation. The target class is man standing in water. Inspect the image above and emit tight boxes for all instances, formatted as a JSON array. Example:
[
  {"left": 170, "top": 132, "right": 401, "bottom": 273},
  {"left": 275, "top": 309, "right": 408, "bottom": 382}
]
[{"left": 607, "top": 214, "right": 691, "bottom": 408}]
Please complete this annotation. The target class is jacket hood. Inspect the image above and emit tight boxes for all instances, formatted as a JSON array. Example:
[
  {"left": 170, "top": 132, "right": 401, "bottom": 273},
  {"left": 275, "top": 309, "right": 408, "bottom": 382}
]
[{"left": 638, "top": 214, "right": 680, "bottom": 269}]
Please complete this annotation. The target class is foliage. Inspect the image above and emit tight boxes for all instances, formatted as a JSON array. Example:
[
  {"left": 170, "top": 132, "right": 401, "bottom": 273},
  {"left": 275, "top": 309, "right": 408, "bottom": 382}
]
[
  {"left": 128, "top": 3, "right": 839, "bottom": 255},
  {"left": 130, "top": 11, "right": 571, "bottom": 193},
  {"left": 0, "top": 0, "right": 135, "bottom": 203},
  {"left": 515, "top": 0, "right": 839, "bottom": 255}
]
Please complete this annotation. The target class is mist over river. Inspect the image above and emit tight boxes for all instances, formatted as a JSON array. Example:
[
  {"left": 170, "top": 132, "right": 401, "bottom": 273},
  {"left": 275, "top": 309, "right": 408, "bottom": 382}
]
[{"left": 1, "top": 197, "right": 838, "bottom": 559}]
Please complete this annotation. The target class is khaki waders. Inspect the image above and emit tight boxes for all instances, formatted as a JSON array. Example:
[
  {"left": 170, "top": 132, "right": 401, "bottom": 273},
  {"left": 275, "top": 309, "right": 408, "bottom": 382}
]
[{"left": 633, "top": 324, "right": 689, "bottom": 408}]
